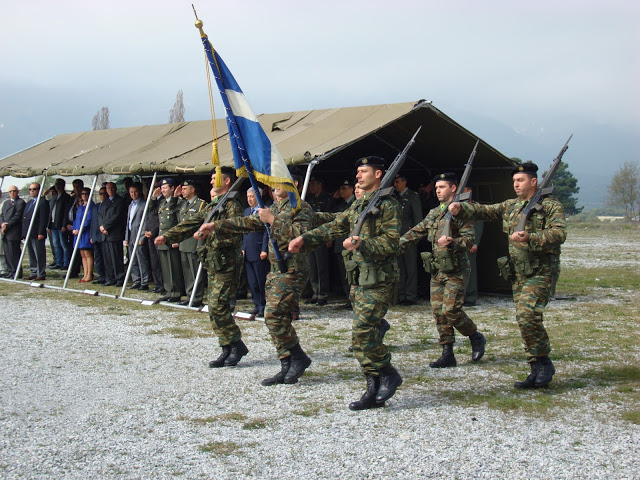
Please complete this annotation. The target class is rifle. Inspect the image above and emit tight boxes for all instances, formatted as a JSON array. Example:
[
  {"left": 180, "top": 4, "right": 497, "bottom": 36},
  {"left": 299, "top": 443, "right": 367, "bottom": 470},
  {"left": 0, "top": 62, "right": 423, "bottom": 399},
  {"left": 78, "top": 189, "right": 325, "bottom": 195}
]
[
  {"left": 514, "top": 134, "right": 572, "bottom": 232},
  {"left": 442, "top": 139, "right": 479, "bottom": 238},
  {"left": 202, "top": 176, "right": 246, "bottom": 224},
  {"left": 349, "top": 126, "right": 422, "bottom": 242}
]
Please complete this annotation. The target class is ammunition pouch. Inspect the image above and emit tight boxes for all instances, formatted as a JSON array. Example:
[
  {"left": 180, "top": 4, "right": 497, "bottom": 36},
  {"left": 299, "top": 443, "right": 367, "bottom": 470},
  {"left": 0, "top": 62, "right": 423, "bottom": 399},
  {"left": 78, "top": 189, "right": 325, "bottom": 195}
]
[
  {"left": 512, "top": 252, "right": 544, "bottom": 277},
  {"left": 496, "top": 256, "right": 513, "bottom": 282},
  {"left": 420, "top": 252, "right": 435, "bottom": 274},
  {"left": 345, "top": 258, "right": 359, "bottom": 285},
  {"left": 200, "top": 247, "right": 234, "bottom": 272},
  {"left": 434, "top": 248, "right": 458, "bottom": 273}
]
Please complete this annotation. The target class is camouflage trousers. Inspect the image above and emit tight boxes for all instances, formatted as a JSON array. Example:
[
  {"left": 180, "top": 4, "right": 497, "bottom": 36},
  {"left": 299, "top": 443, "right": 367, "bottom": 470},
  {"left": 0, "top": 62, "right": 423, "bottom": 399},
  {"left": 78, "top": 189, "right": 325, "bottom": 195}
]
[
  {"left": 512, "top": 269, "right": 552, "bottom": 360},
  {"left": 351, "top": 282, "right": 394, "bottom": 375},
  {"left": 430, "top": 270, "right": 477, "bottom": 344},
  {"left": 206, "top": 257, "right": 240, "bottom": 347},
  {"left": 264, "top": 268, "right": 306, "bottom": 359}
]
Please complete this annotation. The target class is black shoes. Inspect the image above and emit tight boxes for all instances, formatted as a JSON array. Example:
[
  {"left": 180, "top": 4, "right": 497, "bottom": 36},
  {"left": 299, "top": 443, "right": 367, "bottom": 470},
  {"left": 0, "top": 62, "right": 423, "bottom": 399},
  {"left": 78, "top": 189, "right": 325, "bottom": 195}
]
[
  {"left": 224, "top": 340, "right": 249, "bottom": 366},
  {"left": 349, "top": 374, "right": 384, "bottom": 411},
  {"left": 375, "top": 364, "right": 403, "bottom": 404},
  {"left": 138, "top": 284, "right": 149, "bottom": 291},
  {"left": 103, "top": 280, "right": 116, "bottom": 286},
  {"left": 534, "top": 356, "right": 555, "bottom": 388},
  {"left": 262, "top": 357, "right": 291, "bottom": 386},
  {"left": 469, "top": 331, "right": 486, "bottom": 362},
  {"left": 304, "top": 298, "right": 317, "bottom": 305},
  {"left": 152, "top": 286, "right": 165, "bottom": 293},
  {"left": 127, "top": 283, "right": 141, "bottom": 290},
  {"left": 316, "top": 299, "right": 328, "bottom": 306},
  {"left": 209, "top": 346, "right": 231, "bottom": 368},
  {"left": 283, "top": 343, "right": 311, "bottom": 384},
  {"left": 429, "top": 343, "right": 457, "bottom": 368},
  {"left": 177, "top": 300, "right": 190, "bottom": 306},
  {"left": 514, "top": 357, "right": 555, "bottom": 389}
]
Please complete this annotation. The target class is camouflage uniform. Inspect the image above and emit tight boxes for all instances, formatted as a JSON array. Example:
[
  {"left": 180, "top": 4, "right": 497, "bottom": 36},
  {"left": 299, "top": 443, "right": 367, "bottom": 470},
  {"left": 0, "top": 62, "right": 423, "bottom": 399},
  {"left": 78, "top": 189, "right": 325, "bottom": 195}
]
[
  {"left": 162, "top": 196, "right": 243, "bottom": 346},
  {"left": 301, "top": 193, "right": 401, "bottom": 375},
  {"left": 177, "top": 196, "right": 207, "bottom": 305},
  {"left": 214, "top": 198, "right": 313, "bottom": 358},
  {"left": 400, "top": 202, "right": 477, "bottom": 345},
  {"left": 457, "top": 197, "right": 566, "bottom": 360},
  {"left": 151, "top": 195, "right": 184, "bottom": 299}
]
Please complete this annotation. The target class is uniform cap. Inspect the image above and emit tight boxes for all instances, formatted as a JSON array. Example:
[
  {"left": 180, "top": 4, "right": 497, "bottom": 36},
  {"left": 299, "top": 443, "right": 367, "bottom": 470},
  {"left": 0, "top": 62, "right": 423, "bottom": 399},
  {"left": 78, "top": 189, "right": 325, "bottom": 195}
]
[
  {"left": 182, "top": 179, "right": 198, "bottom": 187},
  {"left": 339, "top": 179, "right": 354, "bottom": 187},
  {"left": 433, "top": 172, "right": 458, "bottom": 185},
  {"left": 355, "top": 156, "right": 385, "bottom": 168},
  {"left": 512, "top": 161, "right": 538, "bottom": 176},
  {"left": 160, "top": 178, "right": 177, "bottom": 186}
]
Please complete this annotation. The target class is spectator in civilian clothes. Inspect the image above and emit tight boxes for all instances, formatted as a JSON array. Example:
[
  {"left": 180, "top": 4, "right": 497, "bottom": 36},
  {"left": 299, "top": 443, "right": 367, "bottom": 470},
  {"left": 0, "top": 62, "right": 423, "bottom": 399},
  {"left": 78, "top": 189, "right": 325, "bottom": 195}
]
[
  {"left": 125, "top": 182, "right": 151, "bottom": 291},
  {"left": 99, "top": 182, "right": 126, "bottom": 286},
  {"left": 91, "top": 187, "right": 107, "bottom": 284},
  {"left": 22, "top": 182, "right": 50, "bottom": 280},
  {"left": 71, "top": 187, "right": 94, "bottom": 282},
  {"left": 243, "top": 187, "right": 269, "bottom": 316},
  {"left": 0, "top": 185, "right": 26, "bottom": 278}
]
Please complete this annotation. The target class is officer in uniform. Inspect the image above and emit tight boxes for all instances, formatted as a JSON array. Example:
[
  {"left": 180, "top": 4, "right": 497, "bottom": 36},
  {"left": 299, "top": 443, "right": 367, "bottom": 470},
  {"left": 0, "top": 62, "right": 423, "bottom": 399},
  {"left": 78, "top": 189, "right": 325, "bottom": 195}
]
[
  {"left": 393, "top": 173, "right": 423, "bottom": 305},
  {"left": 157, "top": 167, "right": 247, "bottom": 368},
  {"left": 150, "top": 178, "right": 184, "bottom": 302},
  {"left": 289, "top": 156, "right": 403, "bottom": 411},
  {"left": 449, "top": 162, "right": 567, "bottom": 388},
  {"left": 199, "top": 176, "right": 314, "bottom": 386},
  {"left": 175, "top": 179, "right": 207, "bottom": 307},
  {"left": 400, "top": 172, "right": 486, "bottom": 369}
]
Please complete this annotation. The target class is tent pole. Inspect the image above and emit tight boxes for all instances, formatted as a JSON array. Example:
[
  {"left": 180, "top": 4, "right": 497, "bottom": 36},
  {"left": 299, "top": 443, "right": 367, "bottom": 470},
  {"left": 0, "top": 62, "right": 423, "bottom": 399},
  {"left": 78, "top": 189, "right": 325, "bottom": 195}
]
[
  {"left": 13, "top": 174, "right": 48, "bottom": 281},
  {"left": 63, "top": 176, "right": 97, "bottom": 289},
  {"left": 300, "top": 158, "right": 319, "bottom": 200},
  {"left": 188, "top": 262, "right": 204, "bottom": 307},
  {"left": 120, "top": 172, "right": 157, "bottom": 299}
]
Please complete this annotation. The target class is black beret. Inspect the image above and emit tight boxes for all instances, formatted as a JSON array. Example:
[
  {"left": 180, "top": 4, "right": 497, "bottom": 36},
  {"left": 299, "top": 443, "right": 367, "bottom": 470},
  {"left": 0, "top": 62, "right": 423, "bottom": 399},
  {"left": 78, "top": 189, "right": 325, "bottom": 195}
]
[
  {"left": 355, "top": 156, "right": 385, "bottom": 168},
  {"left": 182, "top": 179, "right": 198, "bottom": 187},
  {"left": 433, "top": 172, "right": 458, "bottom": 185},
  {"left": 512, "top": 161, "right": 538, "bottom": 176},
  {"left": 220, "top": 166, "right": 235, "bottom": 176},
  {"left": 160, "top": 178, "right": 177, "bottom": 186}
]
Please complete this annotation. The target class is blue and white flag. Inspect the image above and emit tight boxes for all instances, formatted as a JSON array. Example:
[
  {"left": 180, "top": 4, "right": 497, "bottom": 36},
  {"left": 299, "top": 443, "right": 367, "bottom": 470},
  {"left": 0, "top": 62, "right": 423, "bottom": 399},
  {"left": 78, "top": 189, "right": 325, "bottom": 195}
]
[{"left": 201, "top": 36, "right": 300, "bottom": 209}]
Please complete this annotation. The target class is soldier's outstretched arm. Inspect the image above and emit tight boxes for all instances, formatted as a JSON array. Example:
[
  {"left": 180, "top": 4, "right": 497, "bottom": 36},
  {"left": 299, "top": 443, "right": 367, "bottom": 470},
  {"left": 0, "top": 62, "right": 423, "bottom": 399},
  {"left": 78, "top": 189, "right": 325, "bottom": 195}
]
[{"left": 399, "top": 216, "right": 430, "bottom": 253}]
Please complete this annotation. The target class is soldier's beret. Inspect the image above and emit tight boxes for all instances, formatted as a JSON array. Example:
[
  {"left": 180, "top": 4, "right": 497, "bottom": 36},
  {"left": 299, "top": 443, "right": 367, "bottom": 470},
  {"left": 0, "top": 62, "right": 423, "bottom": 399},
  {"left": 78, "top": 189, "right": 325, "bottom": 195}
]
[
  {"left": 160, "top": 178, "right": 177, "bottom": 186},
  {"left": 433, "top": 172, "right": 458, "bottom": 185},
  {"left": 182, "top": 179, "right": 198, "bottom": 187},
  {"left": 355, "top": 156, "right": 385, "bottom": 169},
  {"left": 339, "top": 179, "right": 354, "bottom": 188},
  {"left": 220, "top": 166, "right": 235, "bottom": 176},
  {"left": 512, "top": 161, "right": 538, "bottom": 176}
]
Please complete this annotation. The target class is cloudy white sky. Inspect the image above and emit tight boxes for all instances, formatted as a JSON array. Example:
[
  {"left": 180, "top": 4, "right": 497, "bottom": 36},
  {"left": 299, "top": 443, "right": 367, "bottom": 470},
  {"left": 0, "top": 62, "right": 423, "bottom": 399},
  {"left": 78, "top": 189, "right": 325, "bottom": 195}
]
[{"left": 1, "top": 0, "right": 639, "bottom": 187}]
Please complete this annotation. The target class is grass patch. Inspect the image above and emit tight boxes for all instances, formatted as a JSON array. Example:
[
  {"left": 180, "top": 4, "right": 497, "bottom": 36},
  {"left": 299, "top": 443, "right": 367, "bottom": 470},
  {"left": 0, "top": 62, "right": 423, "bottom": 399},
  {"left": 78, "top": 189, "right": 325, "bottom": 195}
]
[
  {"left": 293, "top": 403, "right": 322, "bottom": 417},
  {"left": 242, "top": 418, "right": 269, "bottom": 430},
  {"left": 148, "top": 325, "right": 210, "bottom": 339},
  {"left": 198, "top": 441, "right": 241, "bottom": 455},
  {"left": 622, "top": 410, "right": 640, "bottom": 425}
]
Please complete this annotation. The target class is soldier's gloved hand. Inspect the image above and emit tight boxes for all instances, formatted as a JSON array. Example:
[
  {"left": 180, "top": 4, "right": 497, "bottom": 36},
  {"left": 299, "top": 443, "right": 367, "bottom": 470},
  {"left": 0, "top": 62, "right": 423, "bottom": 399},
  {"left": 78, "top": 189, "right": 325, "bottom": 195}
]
[
  {"left": 258, "top": 208, "right": 275, "bottom": 225},
  {"left": 448, "top": 202, "right": 461, "bottom": 216},
  {"left": 344, "top": 236, "right": 361, "bottom": 251},
  {"left": 155, "top": 235, "right": 167, "bottom": 246},
  {"left": 288, "top": 236, "right": 304, "bottom": 253},
  {"left": 511, "top": 231, "right": 529, "bottom": 242},
  {"left": 437, "top": 235, "right": 453, "bottom": 246}
]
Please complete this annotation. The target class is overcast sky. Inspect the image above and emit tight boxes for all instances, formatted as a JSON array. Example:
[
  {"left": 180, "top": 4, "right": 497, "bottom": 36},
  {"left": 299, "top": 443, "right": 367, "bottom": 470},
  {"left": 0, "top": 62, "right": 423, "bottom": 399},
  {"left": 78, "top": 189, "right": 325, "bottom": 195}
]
[{"left": 1, "top": 0, "right": 639, "bottom": 186}]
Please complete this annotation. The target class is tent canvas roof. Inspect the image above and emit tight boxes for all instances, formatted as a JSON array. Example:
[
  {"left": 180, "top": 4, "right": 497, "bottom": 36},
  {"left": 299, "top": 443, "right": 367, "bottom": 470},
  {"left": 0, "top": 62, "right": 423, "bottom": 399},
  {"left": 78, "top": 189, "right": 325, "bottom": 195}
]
[{"left": 0, "top": 100, "right": 515, "bottom": 179}]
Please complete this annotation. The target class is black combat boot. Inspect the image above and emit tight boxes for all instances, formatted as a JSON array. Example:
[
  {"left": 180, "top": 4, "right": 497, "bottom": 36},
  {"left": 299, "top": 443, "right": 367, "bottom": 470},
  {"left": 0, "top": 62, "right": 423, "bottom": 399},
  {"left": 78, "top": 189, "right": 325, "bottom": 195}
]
[
  {"left": 469, "top": 331, "right": 486, "bottom": 362},
  {"left": 514, "top": 361, "right": 538, "bottom": 389},
  {"left": 224, "top": 340, "right": 249, "bottom": 366},
  {"left": 283, "top": 343, "right": 312, "bottom": 384},
  {"left": 375, "top": 364, "right": 403, "bottom": 404},
  {"left": 429, "top": 343, "right": 457, "bottom": 368},
  {"left": 349, "top": 374, "right": 384, "bottom": 411},
  {"left": 261, "top": 357, "right": 291, "bottom": 386},
  {"left": 534, "top": 356, "right": 555, "bottom": 388},
  {"left": 208, "top": 345, "right": 231, "bottom": 368},
  {"left": 380, "top": 318, "right": 391, "bottom": 343}
]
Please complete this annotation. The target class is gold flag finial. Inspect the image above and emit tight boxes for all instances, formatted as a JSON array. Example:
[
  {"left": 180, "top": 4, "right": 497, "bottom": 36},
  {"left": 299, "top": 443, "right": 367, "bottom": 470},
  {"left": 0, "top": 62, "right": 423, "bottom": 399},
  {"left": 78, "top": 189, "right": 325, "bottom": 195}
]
[{"left": 192, "top": 4, "right": 205, "bottom": 36}]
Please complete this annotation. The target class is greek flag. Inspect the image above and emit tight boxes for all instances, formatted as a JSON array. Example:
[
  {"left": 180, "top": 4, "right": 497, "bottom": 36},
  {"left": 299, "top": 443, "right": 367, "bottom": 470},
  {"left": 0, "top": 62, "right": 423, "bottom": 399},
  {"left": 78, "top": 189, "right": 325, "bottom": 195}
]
[{"left": 201, "top": 37, "right": 300, "bottom": 209}]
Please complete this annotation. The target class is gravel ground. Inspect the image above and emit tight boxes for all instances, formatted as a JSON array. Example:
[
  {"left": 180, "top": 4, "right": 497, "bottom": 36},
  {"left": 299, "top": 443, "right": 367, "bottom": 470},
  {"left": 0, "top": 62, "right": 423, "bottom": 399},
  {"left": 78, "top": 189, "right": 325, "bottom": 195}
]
[{"left": 1, "top": 225, "right": 639, "bottom": 479}]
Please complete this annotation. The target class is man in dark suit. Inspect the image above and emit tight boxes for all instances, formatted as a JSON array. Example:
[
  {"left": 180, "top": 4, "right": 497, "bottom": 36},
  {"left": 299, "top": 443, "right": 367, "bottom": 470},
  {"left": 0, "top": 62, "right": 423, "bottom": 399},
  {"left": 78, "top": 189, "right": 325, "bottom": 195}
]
[
  {"left": 48, "top": 178, "right": 73, "bottom": 269},
  {"left": 0, "top": 185, "right": 26, "bottom": 278},
  {"left": 125, "top": 182, "right": 150, "bottom": 290},
  {"left": 98, "top": 181, "right": 126, "bottom": 286},
  {"left": 90, "top": 187, "right": 107, "bottom": 284},
  {"left": 242, "top": 187, "right": 269, "bottom": 316},
  {"left": 22, "top": 182, "right": 50, "bottom": 280}
]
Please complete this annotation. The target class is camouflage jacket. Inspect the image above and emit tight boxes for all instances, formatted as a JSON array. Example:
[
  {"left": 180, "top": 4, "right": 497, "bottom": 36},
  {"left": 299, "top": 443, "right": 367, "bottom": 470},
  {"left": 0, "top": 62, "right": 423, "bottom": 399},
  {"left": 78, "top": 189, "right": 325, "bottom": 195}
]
[
  {"left": 213, "top": 198, "right": 313, "bottom": 270},
  {"left": 457, "top": 197, "right": 566, "bottom": 264},
  {"left": 162, "top": 195, "right": 243, "bottom": 255},
  {"left": 400, "top": 202, "right": 474, "bottom": 268},
  {"left": 301, "top": 193, "right": 401, "bottom": 266}
]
